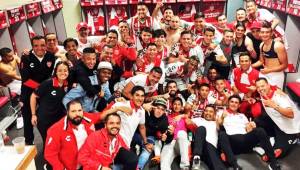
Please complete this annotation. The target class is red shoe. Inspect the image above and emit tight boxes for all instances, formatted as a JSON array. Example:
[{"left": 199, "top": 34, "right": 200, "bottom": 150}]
[
  {"left": 220, "top": 152, "right": 227, "bottom": 162},
  {"left": 274, "top": 149, "right": 282, "bottom": 158},
  {"left": 261, "top": 154, "right": 269, "bottom": 162}
]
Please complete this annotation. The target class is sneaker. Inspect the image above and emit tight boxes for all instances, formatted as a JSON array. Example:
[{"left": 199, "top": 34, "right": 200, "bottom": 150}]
[
  {"left": 253, "top": 146, "right": 265, "bottom": 156},
  {"left": 268, "top": 162, "right": 281, "bottom": 170},
  {"left": 233, "top": 165, "right": 243, "bottom": 170},
  {"left": 192, "top": 155, "right": 201, "bottom": 170}
]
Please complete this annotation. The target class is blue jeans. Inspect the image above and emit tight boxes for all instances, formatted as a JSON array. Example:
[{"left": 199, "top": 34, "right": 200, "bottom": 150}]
[{"left": 137, "top": 136, "right": 155, "bottom": 169}]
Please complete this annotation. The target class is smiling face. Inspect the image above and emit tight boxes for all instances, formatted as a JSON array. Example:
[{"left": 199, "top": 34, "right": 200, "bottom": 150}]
[
  {"left": 105, "top": 114, "right": 121, "bottom": 137},
  {"left": 194, "top": 17, "right": 205, "bottom": 30},
  {"left": 118, "top": 22, "right": 130, "bottom": 34},
  {"left": 166, "top": 82, "right": 178, "bottom": 96},
  {"left": 141, "top": 31, "right": 152, "bottom": 44},
  {"left": 132, "top": 90, "right": 145, "bottom": 107},
  {"left": 223, "top": 31, "right": 234, "bottom": 45},
  {"left": 137, "top": 5, "right": 148, "bottom": 19},
  {"left": 180, "top": 33, "right": 192, "bottom": 48},
  {"left": 163, "top": 9, "right": 174, "bottom": 22},
  {"left": 236, "top": 10, "right": 246, "bottom": 22},
  {"left": 203, "top": 31, "right": 215, "bottom": 44},
  {"left": 100, "top": 46, "right": 113, "bottom": 62},
  {"left": 199, "top": 86, "right": 210, "bottom": 99},
  {"left": 215, "top": 79, "right": 225, "bottom": 93},
  {"left": 146, "top": 45, "right": 158, "bottom": 57},
  {"left": 32, "top": 39, "right": 47, "bottom": 57},
  {"left": 203, "top": 106, "right": 215, "bottom": 121},
  {"left": 82, "top": 53, "right": 96, "bottom": 69},
  {"left": 78, "top": 27, "right": 89, "bottom": 38},
  {"left": 65, "top": 41, "right": 78, "bottom": 56},
  {"left": 228, "top": 97, "right": 240, "bottom": 112},
  {"left": 255, "top": 79, "right": 271, "bottom": 97},
  {"left": 260, "top": 27, "right": 272, "bottom": 42},
  {"left": 148, "top": 71, "right": 162, "bottom": 86},
  {"left": 235, "top": 26, "right": 246, "bottom": 38},
  {"left": 106, "top": 32, "right": 118, "bottom": 47},
  {"left": 55, "top": 63, "right": 69, "bottom": 81},
  {"left": 239, "top": 55, "right": 251, "bottom": 71},
  {"left": 98, "top": 68, "right": 112, "bottom": 83},
  {"left": 172, "top": 99, "right": 182, "bottom": 112},
  {"left": 246, "top": 1, "right": 257, "bottom": 15}
]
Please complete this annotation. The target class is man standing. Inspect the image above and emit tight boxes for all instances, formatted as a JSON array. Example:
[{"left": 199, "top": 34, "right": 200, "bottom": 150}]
[
  {"left": 252, "top": 22, "right": 288, "bottom": 89},
  {"left": 44, "top": 99, "right": 101, "bottom": 169},
  {"left": 20, "top": 35, "right": 56, "bottom": 144},
  {"left": 78, "top": 113, "right": 138, "bottom": 170}
]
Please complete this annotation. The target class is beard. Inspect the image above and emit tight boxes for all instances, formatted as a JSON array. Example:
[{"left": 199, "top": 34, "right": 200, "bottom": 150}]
[
  {"left": 108, "top": 127, "right": 120, "bottom": 136},
  {"left": 68, "top": 116, "right": 83, "bottom": 126},
  {"left": 169, "top": 91, "right": 177, "bottom": 98}
]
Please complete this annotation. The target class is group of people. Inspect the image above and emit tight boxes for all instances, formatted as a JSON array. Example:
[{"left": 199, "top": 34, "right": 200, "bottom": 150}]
[{"left": 0, "top": 0, "right": 299, "bottom": 170}]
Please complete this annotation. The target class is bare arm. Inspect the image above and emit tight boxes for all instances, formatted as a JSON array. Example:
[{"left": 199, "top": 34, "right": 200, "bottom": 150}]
[
  {"left": 122, "top": 81, "right": 135, "bottom": 100},
  {"left": 252, "top": 43, "right": 264, "bottom": 68},
  {"left": 271, "top": 18, "right": 280, "bottom": 30},
  {"left": 139, "top": 124, "right": 148, "bottom": 144},
  {"left": 245, "top": 36, "right": 257, "bottom": 59}
]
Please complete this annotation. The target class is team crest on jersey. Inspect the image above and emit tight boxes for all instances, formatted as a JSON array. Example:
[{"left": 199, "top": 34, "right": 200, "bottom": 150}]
[
  {"left": 47, "top": 61, "right": 52, "bottom": 68},
  {"left": 51, "top": 90, "right": 56, "bottom": 96},
  {"left": 30, "top": 63, "right": 34, "bottom": 68},
  {"left": 114, "top": 50, "right": 120, "bottom": 55}
]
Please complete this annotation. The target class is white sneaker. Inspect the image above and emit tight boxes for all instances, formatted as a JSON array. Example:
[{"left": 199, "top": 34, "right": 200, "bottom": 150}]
[
  {"left": 253, "top": 146, "right": 265, "bottom": 156},
  {"left": 192, "top": 155, "right": 201, "bottom": 170}
]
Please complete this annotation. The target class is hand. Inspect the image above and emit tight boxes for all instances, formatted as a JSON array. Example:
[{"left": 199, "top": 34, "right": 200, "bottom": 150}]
[
  {"left": 101, "top": 167, "right": 112, "bottom": 170},
  {"left": 31, "top": 115, "right": 37, "bottom": 126},
  {"left": 246, "top": 86, "right": 256, "bottom": 92},
  {"left": 22, "top": 49, "right": 30, "bottom": 56},
  {"left": 260, "top": 68, "right": 272, "bottom": 74},
  {"left": 245, "top": 97, "right": 256, "bottom": 104},
  {"left": 249, "top": 121, "right": 256, "bottom": 128},
  {"left": 262, "top": 99, "right": 277, "bottom": 109},
  {"left": 117, "top": 106, "right": 133, "bottom": 115},
  {"left": 167, "top": 125, "right": 175, "bottom": 135},
  {"left": 143, "top": 102, "right": 153, "bottom": 112},
  {"left": 98, "top": 90, "right": 105, "bottom": 98},
  {"left": 161, "top": 133, "right": 167, "bottom": 142},
  {"left": 115, "top": 97, "right": 126, "bottom": 102},
  {"left": 155, "top": 2, "right": 163, "bottom": 9},
  {"left": 163, "top": 93, "right": 170, "bottom": 99}
]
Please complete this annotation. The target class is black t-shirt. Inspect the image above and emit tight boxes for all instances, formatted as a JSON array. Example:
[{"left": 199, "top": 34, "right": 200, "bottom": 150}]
[
  {"left": 247, "top": 32, "right": 262, "bottom": 63},
  {"left": 35, "top": 78, "right": 67, "bottom": 124}
]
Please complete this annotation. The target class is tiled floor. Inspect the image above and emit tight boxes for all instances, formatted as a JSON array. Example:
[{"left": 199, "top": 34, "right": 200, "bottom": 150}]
[{"left": 5, "top": 125, "right": 300, "bottom": 170}]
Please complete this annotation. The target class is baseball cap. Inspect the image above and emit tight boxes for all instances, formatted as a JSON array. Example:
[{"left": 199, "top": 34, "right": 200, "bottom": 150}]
[
  {"left": 76, "top": 22, "right": 88, "bottom": 31},
  {"left": 97, "top": 61, "right": 113, "bottom": 70},
  {"left": 250, "top": 21, "right": 262, "bottom": 30},
  {"left": 153, "top": 98, "right": 167, "bottom": 108}
]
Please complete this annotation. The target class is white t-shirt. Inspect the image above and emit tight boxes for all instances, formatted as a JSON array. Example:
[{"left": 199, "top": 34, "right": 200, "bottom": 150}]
[
  {"left": 223, "top": 113, "right": 249, "bottom": 135},
  {"left": 191, "top": 118, "right": 218, "bottom": 147},
  {"left": 75, "top": 36, "right": 101, "bottom": 52},
  {"left": 123, "top": 74, "right": 158, "bottom": 94},
  {"left": 112, "top": 101, "right": 146, "bottom": 147},
  {"left": 262, "top": 92, "right": 300, "bottom": 134},
  {"left": 165, "top": 62, "right": 197, "bottom": 91}
]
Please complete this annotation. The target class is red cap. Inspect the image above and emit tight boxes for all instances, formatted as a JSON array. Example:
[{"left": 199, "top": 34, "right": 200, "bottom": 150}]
[
  {"left": 250, "top": 21, "right": 262, "bottom": 29},
  {"left": 76, "top": 22, "right": 88, "bottom": 31}
]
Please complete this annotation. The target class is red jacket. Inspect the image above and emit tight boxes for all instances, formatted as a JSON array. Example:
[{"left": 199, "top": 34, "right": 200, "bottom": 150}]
[
  {"left": 233, "top": 67, "right": 260, "bottom": 95},
  {"left": 78, "top": 128, "right": 128, "bottom": 170},
  {"left": 44, "top": 113, "right": 101, "bottom": 170}
]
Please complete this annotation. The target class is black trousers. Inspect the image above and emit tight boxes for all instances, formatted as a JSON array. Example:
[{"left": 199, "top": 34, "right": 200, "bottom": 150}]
[
  {"left": 255, "top": 112, "right": 298, "bottom": 157},
  {"left": 218, "top": 128, "right": 276, "bottom": 166},
  {"left": 114, "top": 147, "right": 138, "bottom": 170},
  {"left": 21, "top": 89, "right": 34, "bottom": 145},
  {"left": 193, "top": 126, "right": 226, "bottom": 170}
]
